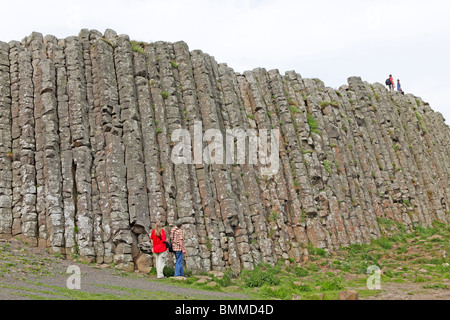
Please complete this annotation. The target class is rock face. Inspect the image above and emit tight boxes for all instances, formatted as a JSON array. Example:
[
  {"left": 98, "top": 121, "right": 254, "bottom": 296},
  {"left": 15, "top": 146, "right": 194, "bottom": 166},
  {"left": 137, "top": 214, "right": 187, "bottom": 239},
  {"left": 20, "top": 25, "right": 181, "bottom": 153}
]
[
  {"left": 0, "top": 30, "right": 449, "bottom": 273},
  {"left": 338, "top": 290, "right": 359, "bottom": 300}
]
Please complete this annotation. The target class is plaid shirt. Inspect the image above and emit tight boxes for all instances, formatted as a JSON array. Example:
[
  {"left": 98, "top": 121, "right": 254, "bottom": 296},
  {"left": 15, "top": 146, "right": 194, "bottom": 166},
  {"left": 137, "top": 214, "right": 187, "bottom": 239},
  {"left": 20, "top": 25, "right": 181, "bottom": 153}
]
[{"left": 170, "top": 227, "right": 184, "bottom": 252}]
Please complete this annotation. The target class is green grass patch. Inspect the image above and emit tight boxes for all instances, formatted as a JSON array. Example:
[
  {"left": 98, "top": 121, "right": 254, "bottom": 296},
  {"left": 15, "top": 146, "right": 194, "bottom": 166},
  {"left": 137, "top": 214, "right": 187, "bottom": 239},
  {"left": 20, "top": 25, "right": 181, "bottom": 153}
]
[
  {"left": 293, "top": 267, "right": 309, "bottom": 278},
  {"left": 323, "top": 160, "right": 331, "bottom": 174},
  {"left": 423, "top": 283, "right": 448, "bottom": 290},
  {"left": 130, "top": 41, "right": 145, "bottom": 53},
  {"left": 307, "top": 113, "right": 319, "bottom": 135},
  {"left": 289, "top": 105, "right": 301, "bottom": 114},
  {"left": 241, "top": 264, "right": 281, "bottom": 288}
]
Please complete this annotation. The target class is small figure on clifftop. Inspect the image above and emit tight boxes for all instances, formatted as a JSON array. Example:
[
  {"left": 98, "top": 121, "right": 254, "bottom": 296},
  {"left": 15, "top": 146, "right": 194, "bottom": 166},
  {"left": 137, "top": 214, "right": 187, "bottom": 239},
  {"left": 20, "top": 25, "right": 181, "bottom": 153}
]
[
  {"left": 386, "top": 76, "right": 392, "bottom": 92},
  {"left": 385, "top": 74, "right": 395, "bottom": 93},
  {"left": 170, "top": 219, "right": 186, "bottom": 278},
  {"left": 150, "top": 221, "right": 168, "bottom": 279},
  {"left": 397, "top": 79, "right": 404, "bottom": 95}
]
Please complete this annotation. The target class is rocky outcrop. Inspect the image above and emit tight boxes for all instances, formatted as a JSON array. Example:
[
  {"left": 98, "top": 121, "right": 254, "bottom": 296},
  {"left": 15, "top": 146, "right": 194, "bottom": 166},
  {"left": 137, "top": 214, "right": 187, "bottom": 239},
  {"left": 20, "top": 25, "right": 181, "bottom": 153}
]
[{"left": 0, "top": 30, "right": 448, "bottom": 273}]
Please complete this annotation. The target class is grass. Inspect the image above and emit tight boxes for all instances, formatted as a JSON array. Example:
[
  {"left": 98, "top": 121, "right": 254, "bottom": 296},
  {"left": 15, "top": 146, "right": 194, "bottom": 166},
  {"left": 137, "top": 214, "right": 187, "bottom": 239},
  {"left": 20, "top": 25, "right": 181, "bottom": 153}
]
[
  {"left": 319, "top": 101, "right": 338, "bottom": 109},
  {"left": 374, "top": 237, "right": 393, "bottom": 250},
  {"left": 423, "top": 283, "right": 448, "bottom": 290},
  {"left": 241, "top": 265, "right": 281, "bottom": 288},
  {"left": 293, "top": 267, "right": 309, "bottom": 278},
  {"left": 307, "top": 113, "right": 319, "bottom": 135},
  {"left": 289, "top": 105, "right": 301, "bottom": 114},
  {"left": 323, "top": 160, "right": 331, "bottom": 174},
  {"left": 130, "top": 41, "right": 145, "bottom": 53},
  {"left": 415, "top": 111, "right": 427, "bottom": 134}
]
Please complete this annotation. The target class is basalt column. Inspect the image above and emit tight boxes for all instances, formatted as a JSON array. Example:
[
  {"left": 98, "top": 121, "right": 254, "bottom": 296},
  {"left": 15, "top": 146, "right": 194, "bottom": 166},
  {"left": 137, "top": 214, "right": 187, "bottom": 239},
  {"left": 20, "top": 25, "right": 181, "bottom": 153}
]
[{"left": 0, "top": 42, "right": 12, "bottom": 239}]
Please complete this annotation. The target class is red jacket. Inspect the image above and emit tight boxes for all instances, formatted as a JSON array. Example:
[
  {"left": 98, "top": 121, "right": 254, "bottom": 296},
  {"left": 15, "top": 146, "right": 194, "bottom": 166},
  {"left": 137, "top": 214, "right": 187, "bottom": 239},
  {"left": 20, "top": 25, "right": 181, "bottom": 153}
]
[
  {"left": 150, "top": 229, "right": 167, "bottom": 253},
  {"left": 390, "top": 76, "right": 394, "bottom": 85}
]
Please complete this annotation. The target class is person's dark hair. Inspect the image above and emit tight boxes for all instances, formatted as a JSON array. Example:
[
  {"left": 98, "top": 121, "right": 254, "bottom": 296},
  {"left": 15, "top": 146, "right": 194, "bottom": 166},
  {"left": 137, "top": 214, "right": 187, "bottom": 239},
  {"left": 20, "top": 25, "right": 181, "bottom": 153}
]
[{"left": 176, "top": 219, "right": 183, "bottom": 227}]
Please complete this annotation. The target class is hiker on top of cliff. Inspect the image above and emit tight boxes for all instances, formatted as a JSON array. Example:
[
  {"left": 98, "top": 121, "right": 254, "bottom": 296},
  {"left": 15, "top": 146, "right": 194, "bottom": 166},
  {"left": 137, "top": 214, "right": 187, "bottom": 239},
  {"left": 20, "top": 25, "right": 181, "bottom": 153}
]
[
  {"left": 397, "top": 79, "right": 404, "bottom": 95},
  {"left": 170, "top": 219, "right": 186, "bottom": 278},
  {"left": 150, "top": 221, "right": 168, "bottom": 279},
  {"left": 386, "top": 74, "right": 395, "bottom": 92}
]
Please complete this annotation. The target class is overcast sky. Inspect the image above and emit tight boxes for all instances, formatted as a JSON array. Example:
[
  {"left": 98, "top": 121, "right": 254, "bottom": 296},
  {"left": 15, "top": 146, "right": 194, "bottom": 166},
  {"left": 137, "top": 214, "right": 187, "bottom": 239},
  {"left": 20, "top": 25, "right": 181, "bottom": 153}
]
[{"left": 1, "top": 0, "right": 449, "bottom": 124}]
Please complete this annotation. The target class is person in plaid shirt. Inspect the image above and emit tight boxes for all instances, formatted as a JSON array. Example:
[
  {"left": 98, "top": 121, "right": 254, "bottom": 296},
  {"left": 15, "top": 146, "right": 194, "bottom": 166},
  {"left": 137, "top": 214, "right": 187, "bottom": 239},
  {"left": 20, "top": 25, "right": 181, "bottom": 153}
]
[{"left": 170, "top": 219, "right": 186, "bottom": 277}]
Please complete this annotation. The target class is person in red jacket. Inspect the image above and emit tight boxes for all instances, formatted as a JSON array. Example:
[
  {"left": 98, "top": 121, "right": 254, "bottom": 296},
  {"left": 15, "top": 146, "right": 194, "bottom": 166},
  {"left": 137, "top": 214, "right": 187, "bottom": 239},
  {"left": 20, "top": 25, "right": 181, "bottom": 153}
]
[
  {"left": 150, "top": 221, "right": 168, "bottom": 279},
  {"left": 389, "top": 74, "right": 395, "bottom": 92}
]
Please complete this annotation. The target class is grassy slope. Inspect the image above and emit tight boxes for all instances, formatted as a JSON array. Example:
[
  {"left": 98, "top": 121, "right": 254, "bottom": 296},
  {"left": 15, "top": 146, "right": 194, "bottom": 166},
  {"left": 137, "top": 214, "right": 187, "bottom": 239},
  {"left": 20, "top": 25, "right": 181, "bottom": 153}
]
[{"left": 159, "top": 220, "right": 449, "bottom": 300}]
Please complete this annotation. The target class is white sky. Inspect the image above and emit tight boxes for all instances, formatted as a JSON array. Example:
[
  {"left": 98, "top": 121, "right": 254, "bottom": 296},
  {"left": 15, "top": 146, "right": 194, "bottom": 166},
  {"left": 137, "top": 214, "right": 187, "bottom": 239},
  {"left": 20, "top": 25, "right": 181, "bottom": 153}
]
[{"left": 1, "top": 0, "right": 449, "bottom": 124}]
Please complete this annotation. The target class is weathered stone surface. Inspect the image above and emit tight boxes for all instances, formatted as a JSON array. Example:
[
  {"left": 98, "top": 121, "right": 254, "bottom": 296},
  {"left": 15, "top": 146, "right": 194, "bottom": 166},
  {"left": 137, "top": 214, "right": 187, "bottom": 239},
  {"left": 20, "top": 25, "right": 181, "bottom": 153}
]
[
  {"left": 338, "top": 290, "right": 359, "bottom": 300},
  {"left": 136, "top": 253, "right": 153, "bottom": 273},
  {"left": 0, "top": 41, "right": 12, "bottom": 238},
  {"left": 0, "top": 30, "right": 448, "bottom": 274}
]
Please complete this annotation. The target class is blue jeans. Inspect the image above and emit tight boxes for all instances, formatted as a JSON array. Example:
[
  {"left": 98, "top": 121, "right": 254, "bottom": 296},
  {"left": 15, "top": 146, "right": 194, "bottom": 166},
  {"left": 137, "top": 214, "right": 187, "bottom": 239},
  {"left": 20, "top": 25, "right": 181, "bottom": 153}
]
[{"left": 174, "top": 251, "right": 184, "bottom": 277}]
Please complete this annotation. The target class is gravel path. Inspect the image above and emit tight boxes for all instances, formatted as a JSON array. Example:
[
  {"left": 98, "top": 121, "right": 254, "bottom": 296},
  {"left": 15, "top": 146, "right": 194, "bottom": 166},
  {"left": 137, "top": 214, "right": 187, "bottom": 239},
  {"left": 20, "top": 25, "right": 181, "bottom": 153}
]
[
  {"left": 0, "top": 238, "right": 249, "bottom": 300},
  {"left": 357, "top": 281, "right": 450, "bottom": 300}
]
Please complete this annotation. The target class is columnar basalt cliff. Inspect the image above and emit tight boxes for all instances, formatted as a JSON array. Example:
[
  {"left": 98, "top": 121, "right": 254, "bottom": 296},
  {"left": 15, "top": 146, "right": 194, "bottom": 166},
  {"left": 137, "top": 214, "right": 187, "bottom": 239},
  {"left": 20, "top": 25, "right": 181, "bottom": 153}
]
[{"left": 0, "top": 30, "right": 449, "bottom": 273}]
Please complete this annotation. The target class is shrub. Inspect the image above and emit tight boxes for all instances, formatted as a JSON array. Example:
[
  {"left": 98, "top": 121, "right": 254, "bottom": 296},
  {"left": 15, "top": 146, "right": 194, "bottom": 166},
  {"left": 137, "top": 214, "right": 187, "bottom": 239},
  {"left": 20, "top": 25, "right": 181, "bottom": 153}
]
[
  {"left": 260, "top": 285, "right": 293, "bottom": 300},
  {"left": 320, "top": 277, "right": 345, "bottom": 291},
  {"left": 293, "top": 267, "right": 309, "bottom": 278},
  {"left": 241, "top": 266, "right": 280, "bottom": 288},
  {"left": 396, "top": 246, "right": 408, "bottom": 254},
  {"left": 375, "top": 237, "right": 393, "bottom": 250},
  {"left": 163, "top": 266, "right": 175, "bottom": 277},
  {"left": 297, "top": 284, "right": 312, "bottom": 292},
  {"left": 162, "top": 91, "right": 169, "bottom": 100},
  {"left": 308, "top": 243, "right": 329, "bottom": 257},
  {"left": 215, "top": 270, "right": 234, "bottom": 287},
  {"left": 384, "top": 269, "right": 394, "bottom": 278}
]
